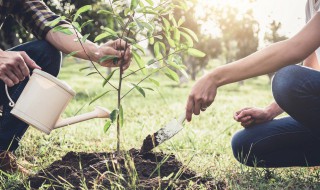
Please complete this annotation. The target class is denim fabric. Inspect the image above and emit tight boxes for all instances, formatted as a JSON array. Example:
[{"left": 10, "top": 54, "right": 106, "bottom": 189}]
[
  {"left": 232, "top": 65, "right": 320, "bottom": 168},
  {"left": 0, "top": 40, "right": 61, "bottom": 151}
]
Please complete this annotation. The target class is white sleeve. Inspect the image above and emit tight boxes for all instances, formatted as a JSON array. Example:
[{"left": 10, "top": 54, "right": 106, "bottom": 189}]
[{"left": 306, "top": 0, "right": 311, "bottom": 23}]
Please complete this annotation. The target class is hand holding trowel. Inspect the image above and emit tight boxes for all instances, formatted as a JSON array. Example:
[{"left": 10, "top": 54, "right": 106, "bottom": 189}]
[{"left": 140, "top": 113, "right": 186, "bottom": 154}]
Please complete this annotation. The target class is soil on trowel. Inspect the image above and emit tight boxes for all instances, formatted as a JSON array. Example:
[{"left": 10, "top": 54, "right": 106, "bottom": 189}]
[
  {"left": 27, "top": 149, "right": 226, "bottom": 190},
  {"left": 140, "top": 133, "right": 159, "bottom": 154}
]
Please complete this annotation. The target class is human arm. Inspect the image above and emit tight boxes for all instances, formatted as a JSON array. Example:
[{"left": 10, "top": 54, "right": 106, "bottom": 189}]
[
  {"left": 45, "top": 25, "right": 131, "bottom": 69},
  {"left": 303, "top": 51, "right": 320, "bottom": 70},
  {"left": 186, "top": 13, "right": 320, "bottom": 122}
]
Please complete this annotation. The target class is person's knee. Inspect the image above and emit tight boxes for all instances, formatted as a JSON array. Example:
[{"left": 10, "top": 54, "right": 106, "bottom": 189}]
[
  {"left": 231, "top": 130, "right": 256, "bottom": 167},
  {"left": 35, "top": 40, "right": 62, "bottom": 77},
  {"left": 272, "top": 65, "right": 304, "bottom": 111}
]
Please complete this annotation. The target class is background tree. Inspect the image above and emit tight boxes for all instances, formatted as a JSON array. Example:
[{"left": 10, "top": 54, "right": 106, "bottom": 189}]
[{"left": 264, "top": 20, "right": 288, "bottom": 81}]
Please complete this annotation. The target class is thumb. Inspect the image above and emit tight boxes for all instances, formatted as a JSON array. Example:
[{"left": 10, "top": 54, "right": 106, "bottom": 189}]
[{"left": 20, "top": 52, "right": 41, "bottom": 70}]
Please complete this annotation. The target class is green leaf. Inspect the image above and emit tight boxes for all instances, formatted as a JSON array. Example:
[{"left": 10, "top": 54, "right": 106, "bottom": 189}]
[
  {"left": 97, "top": 10, "right": 113, "bottom": 15},
  {"left": 145, "top": 0, "right": 154, "bottom": 6},
  {"left": 143, "top": 87, "right": 154, "bottom": 91},
  {"left": 132, "top": 44, "right": 145, "bottom": 55},
  {"left": 74, "top": 5, "right": 92, "bottom": 21},
  {"left": 53, "top": 26, "right": 73, "bottom": 35},
  {"left": 104, "top": 119, "right": 112, "bottom": 133},
  {"left": 132, "top": 51, "right": 146, "bottom": 74},
  {"left": 149, "top": 78, "right": 160, "bottom": 87},
  {"left": 81, "top": 34, "right": 90, "bottom": 43},
  {"left": 164, "top": 68, "right": 180, "bottom": 82},
  {"left": 65, "top": 51, "right": 79, "bottom": 58},
  {"left": 89, "top": 91, "right": 111, "bottom": 105},
  {"left": 94, "top": 33, "right": 111, "bottom": 42},
  {"left": 178, "top": 18, "right": 185, "bottom": 27},
  {"left": 180, "top": 27, "right": 199, "bottom": 42},
  {"left": 165, "top": 36, "right": 176, "bottom": 47},
  {"left": 162, "top": 17, "right": 170, "bottom": 32},
  {"left": 99, "top": 55, "right": 119, "bottom": 63},
  {"left": 187, "top": 48, "right": 206, "bottom": 58},
  {"left": 102, "top": 27, "right": 118, "bottom": 37},
  {"left": 79, "top": 66, "right": 91, "bottom": 72},
  {"left": 86, "top": 72, "right": 97, "bottom": 76},
  {"left": 103, "top": 69, "right": 117, "bottom": 87},
  {"left": 154, "top": 42, "right": 160, "bottom": 58},
  {"left": 110, "top": 109, "right": 119, "bottom": 123},
  {"left": 48, "top": 16, "right": 64, "bottom": 27},
  {"left": 81, "top": 19, "right": 93, "bottom": 28},
  {"left": 130, "top": 0, "right": 140, "bottom": 10},
  {"left": 72, "top": 22, "right": 81, "bottom": 32},
  {"left": 149, "top": 36, "right": 155, "bottom": 45},
  {"left": 173, "top": 28, "right": 181, "bottom": 41},
  {"left": 180, "top": 32, "right": 193, "bottom": 47},
  {"left": 131, "top": 83, "right": 146, "bottom": 97},
  {"left": 119, "top": 105, "right": 124, "bottom": 127}
]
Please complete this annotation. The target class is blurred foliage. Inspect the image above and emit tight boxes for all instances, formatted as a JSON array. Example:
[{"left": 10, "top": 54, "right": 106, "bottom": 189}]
[
  {"left": 0, "top": 0, "right": 114, "bottom": 49},
  {"left": 1, "top": 0, "right": 285, "bottom": 82}
]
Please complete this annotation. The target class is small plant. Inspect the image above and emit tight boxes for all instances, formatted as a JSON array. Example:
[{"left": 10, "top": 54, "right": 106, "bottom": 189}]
[{"left": 52, "top": 0, "right": 205, "bottom": 154}]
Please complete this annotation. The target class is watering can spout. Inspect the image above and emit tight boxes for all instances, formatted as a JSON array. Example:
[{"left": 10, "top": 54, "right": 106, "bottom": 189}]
[{"left": 54, "top": 106, "right": 110, "bottom": 129}]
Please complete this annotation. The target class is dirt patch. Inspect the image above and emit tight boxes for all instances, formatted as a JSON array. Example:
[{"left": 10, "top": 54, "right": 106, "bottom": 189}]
[{"left": 27, "top": 149, "right": 226, "bottom": 190}]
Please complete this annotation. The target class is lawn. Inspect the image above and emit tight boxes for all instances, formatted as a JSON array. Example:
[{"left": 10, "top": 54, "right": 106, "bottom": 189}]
[{"left": 2, "top": 59, "right": 320, "bottom": 189}]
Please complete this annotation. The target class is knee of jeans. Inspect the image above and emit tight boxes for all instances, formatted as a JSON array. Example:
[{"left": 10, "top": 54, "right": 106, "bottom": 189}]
[
  {"left": 37, "top": 41, "right": 62, "bottom": 77},
  {"left": 272, "top": 65, "right": 302, "bottom": 109},
  {"left": 231, "top": 130, "right": 256, "bottom": 167}
]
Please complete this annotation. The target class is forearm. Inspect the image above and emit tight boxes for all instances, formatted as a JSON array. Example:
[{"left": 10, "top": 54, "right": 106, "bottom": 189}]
[
  {"left": 265, "top": 102, "right": 284, "bottom": 120},
  {"left": 303, "top": 52, "right": 320, "bottom": 70},
  {"left": 212, "top": 40, "right": 305, "bottom": 87},
  {"left": 45, "top": 24, "right": 100, "bottom": 62}
]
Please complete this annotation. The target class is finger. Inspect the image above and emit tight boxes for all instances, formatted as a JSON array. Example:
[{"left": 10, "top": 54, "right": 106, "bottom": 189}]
[
  {"left": 186, "top": 95, "right": 194, "bottom": 122},
  {"left": 193, "top": 98, "right": 202, "bottom": 116},
  {"left": 237, "top": 110, "right": 252, "bottom": 120},
  {"left": 11, "top": 67, "right": 24, "bottom": 81},
  {"left": 20, "top": 52, "right": 41, "bottom": 70},
  {"left": 1, "top": 75, "right": 14, "bottom": 87},
  {"left": 18, "top": 62, "right": 30, "bottom": 78},
  {"left": 6, "top": 70, "right": 19, "bottom": 85},
  {"left": 242, "top": 120, "right": 255, "bottom": 128},
  {"left": 235, "top": 107, "right": 251, "bottom": 116},
  {"left": 239, "top": 115, "right": 252, "bottom": 123},
  {"left": 113, "top": 39, "right": 127, "bottom": 50}
]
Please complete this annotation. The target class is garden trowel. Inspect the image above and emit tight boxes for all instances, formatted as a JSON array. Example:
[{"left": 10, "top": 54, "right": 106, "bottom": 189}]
[{"left": 140, "top": 113, "right": 186, "bottom": 154}]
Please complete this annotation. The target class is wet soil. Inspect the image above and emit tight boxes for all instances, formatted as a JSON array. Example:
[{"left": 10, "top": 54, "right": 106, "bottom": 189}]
[{"left": 27, "top": 149, "right": 226, "bottom": 190}]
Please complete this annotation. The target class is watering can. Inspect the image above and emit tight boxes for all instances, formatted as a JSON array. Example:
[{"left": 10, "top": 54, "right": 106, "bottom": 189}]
[{"left": 5, "top": 69, "right": 110, "bottom": 135}]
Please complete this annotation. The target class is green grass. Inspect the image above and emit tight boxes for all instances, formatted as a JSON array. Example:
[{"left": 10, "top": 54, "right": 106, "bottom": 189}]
[{"left": 2, "top": 58, "right": 320, "bottom": 189}]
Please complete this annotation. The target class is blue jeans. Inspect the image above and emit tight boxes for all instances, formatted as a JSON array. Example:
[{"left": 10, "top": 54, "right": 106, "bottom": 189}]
[
  {"left": 232, "top": 65, "right": 320, "bottom": 168},
  {"left": 0, "top": 40, "right": 61, "bottom": 151}
]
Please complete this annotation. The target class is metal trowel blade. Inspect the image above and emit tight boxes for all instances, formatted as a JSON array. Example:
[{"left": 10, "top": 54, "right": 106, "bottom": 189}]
[{"left": 140, "top": 114, "right": 186, "bottom": 154}]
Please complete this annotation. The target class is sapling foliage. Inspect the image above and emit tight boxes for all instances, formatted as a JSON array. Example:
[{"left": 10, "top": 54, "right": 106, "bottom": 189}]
[{"left": 51, "top": 0, "right": 205, "bottom": 154}]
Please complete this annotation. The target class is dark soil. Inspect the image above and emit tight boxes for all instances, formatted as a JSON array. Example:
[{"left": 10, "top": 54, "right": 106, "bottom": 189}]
[{"left": 27, "top": 149, "right": 226, "bottom": 190}]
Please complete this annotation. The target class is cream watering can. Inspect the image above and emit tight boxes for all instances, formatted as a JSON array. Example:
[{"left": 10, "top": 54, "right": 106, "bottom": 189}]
[{"left": 5, "top": 69, "right": 110, "bottom": 135}]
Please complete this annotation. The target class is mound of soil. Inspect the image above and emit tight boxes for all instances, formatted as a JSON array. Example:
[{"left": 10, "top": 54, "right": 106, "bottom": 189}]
[{"left": 27, "top": 149, "right": 226, "bottom": 190}]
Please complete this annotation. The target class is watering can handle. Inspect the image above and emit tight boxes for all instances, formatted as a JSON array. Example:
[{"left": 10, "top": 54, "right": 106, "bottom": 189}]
[{"left": 5, "top": 75, "right": 30, "bottom": 108}]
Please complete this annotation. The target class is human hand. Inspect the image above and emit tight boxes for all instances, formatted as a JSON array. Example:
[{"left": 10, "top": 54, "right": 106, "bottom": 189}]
[
  {"left": 186, "top": 73, "right": 218, "bottom": 122},
  {"left": 0, "top": 50, "right": 41, "bottom": 87},
  {"left": 234, "top": 107, "right": 273, "bottom": 128},
  {"left": 95, "top": 39, "right": 131, "bottom": 71}
]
